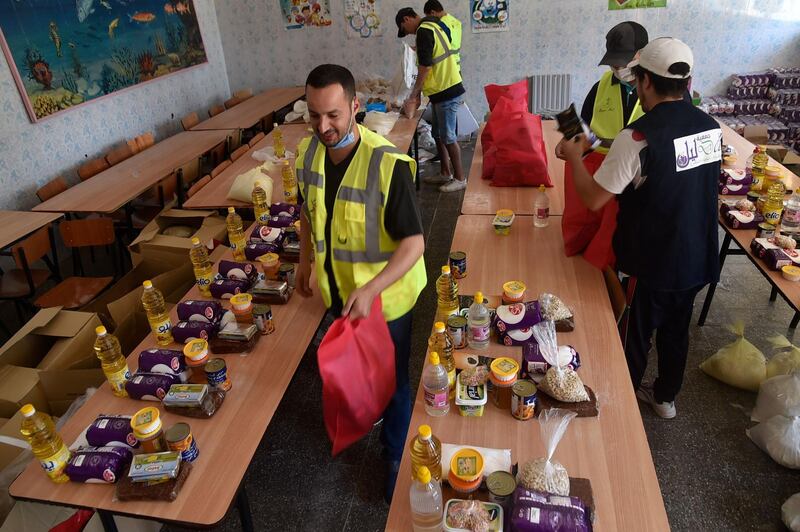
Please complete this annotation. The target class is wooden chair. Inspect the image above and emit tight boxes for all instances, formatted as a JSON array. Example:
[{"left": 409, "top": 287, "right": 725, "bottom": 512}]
[
  {"left": 249, "top": 132, "right": 266, "bottom": 147},
  {"left": 34, "top": 218, "right": 116, "bottom": 310},
  {"left": 77, "top": 158, "right": 110, "bottom": 181},
  {"left": 230, "top": 145, "right": 248, "bottom": 162},
  {"left": 135, "top": 132, "right": 155, "bottom": 152},
  {"left": 208, "top": 104, "right": 225, "bottom": 117},
  {"left": 234, "top": 88, "right": 253, "bottom": 100},
  {"left": 36, "top": 176, "right": 69, "bottom": 202},
  {"left": 187, "top": 175, "right": 211, "bottom": 198},
  {"left": 127, "top": 138, "right": 141, "bottom": 155},
  {"left": 211, "top": 160, "right": 232, "bottom": 178},
  {"left": 224, "top": 97, "right": 242, "bottom": 109},
  {"left": 602, "top": 266, "right": 627, "bottom": 325},
  {"left": 181, "top": 112, "right": 200, "bottom": 131},
  {"left": 105, "top": 144, "right": 134, "bottom": 166},
  {"left": 0, "top": 226, "right": 58, "bottom": 321}
]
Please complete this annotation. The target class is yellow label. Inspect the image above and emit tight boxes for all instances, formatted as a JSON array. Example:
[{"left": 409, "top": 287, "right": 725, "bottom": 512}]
[
  {"left": 152, "top": 317, "right": 172, "bottom": 335},
  {"left": 255, "top": 207, "right": 270, "bottom": 224},
  {"left": 105, "top": 365, "right": 131, "bottom": 394},
  {"left": 196, "top": 273, "right": 214, "bottom": 288},
  {"left": 39, "top": 444, "right": 70, "bottom": 480}
]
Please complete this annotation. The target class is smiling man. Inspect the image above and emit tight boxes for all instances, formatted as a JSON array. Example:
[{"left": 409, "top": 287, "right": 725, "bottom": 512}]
[{"left": 294, "top": 64, "right": 427, "bottom": 502}]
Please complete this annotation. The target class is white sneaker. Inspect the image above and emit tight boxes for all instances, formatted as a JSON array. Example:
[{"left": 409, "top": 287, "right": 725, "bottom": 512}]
[
  {"left": 423, "top": 173, "right": 452, "bottom": 184},
  {"left": 636, "top": 384, "right": 676, "bottom": 419},
  {"left": 439, "top": 179, "right": 467, "bottom": 192}
]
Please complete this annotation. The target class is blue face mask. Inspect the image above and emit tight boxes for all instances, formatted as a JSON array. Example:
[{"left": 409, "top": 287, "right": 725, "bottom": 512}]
[{"left": 321, "top": 103, "right": 356, "bottom": 149}]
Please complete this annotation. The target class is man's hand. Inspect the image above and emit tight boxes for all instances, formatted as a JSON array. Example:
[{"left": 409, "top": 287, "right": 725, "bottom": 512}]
[
  {"left": 342, "top": 284, "right": 378, "bottom": 321},
  {"left": 295, "top": 261, "right": 313, "bottom": 298},
  {"left": 402, "top": 95, "right": 420, "bottom": 118},
  {"left": 559, "top": 133, "right": 589, "bottom": 163},
  {"left": 555, "top": 138, "right": 567, "bottom": 160}
]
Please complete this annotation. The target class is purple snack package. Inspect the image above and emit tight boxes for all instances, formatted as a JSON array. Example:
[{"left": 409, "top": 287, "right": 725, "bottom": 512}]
[
  {"left": 245, "top": 242, "right": 280, "bottom": 261},
  {"left": 719, "top": 183, "right": 750, "bottom": 196},
  {"left": 511, "top": 487, "right": 592, "bottom": 532},
  {"left": 176, "top": 300, "right": 224, "bottom": 324},
  {"left": 249, "top": 225, "right": 285, "bottom": 246},
  {"left": 138, "top": 348, "right": 189, "bottom": 382},
  {"left": 499, "top": 327, "right": 535, "bottom": 346},
  {"left": 172, "top": 321, "right": 217, "bottom": 343},
  {"left": 493, "top": 301, "right": 542, "bottom": 334},
  {"left": 210, "top": 279, "right": 250, "bottom": 299},
  {"left": 218, "top": 260, "right": 259, "bottom": 283},
  {"left": 86, "top": 415, "right": 139, "bottom": 449},
  {"left": 522, "top": 343, "right": 581, "bottom": 378},
  {"left": 270, "top": 203, "right": 300, "bottom": 218},
  {"left": 66, "top": 446, "right": 133, "bottom": 483},
  {"left": 125, "top": 372, "right": 181, "bottom": 401},
  {"left": 722, "top": 208, "right": 763, "bottom": 229},
  {"left": 267, "top": 215, "right": 296, "bottom": 228}
]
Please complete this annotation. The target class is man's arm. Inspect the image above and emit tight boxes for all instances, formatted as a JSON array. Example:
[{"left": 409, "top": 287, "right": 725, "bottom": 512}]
[
  {"left": 296, "top": 209, "right": 314, "bottom": 297},
  {"left": 560, "top": 135, "right": 615, "bottom": 212}
]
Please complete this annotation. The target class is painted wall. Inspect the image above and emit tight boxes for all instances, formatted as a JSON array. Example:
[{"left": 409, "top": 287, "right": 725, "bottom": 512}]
[
  {"left": 0, "top": 0, "right": 230, "bottom": 211},
  {"left": 215, "top": 0, "right": 800, "bottom": 124}
]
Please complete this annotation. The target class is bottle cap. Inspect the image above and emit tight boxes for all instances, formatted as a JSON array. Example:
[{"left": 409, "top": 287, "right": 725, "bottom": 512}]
[
  {"left": 441, "top": 265, "right": 451, "bottom": 275},
  {"left": 191, "top": 237, "right": 201, "bottom": 245},
  {"left": 434, "top": 321, "right": 445, "bottom": 332},
  {"left": 418, "top": 425, "right": 432, "bottom": 440},
  {"left": 539, "top": 184, "right": 546, "bottom": 192},
  {"left": 20, "top": 404, "right": 35, "bottom": 417},
  {"left": 255, "top": 180, "right": 262, "bottom": 187},
  {"left": 474, "top": 292, "right": 483, "bottom": 304},
  {"left": 273, "top": 122, "right": 278, "bottom": 128},
  {"left": 142, "top": 280, "right": 153, "bottom": 289},
  {"left": 418, "top": 466, "right": 431, "bottom": 484},
  {"left": 228, "top": 207, "right": 236, "bottom": 213},
  {"left": 429, "top": 351, "right": 440, "bottom": 365},
  {"left": 95, "top": 325, "right": 107, "bottom": 336}
]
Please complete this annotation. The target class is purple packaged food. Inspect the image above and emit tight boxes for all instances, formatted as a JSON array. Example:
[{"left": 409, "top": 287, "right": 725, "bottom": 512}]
[
  {"left": 249, "top": 226, "right": 285, "bottom": 246},
  {"left": 66, "top": 446, "right": 133, "bottom": 484},
  {"left": 125, "top": 373, "right": 181, "bottom": 401},
  {"left": 511, "top": 487, "right": 592, "bottom": 532},
  {"left": 493, "top": 301, "right": 542, "bottom": 334},
  {"left": 218, "top": 260, "right": 259, "bottom": 283},
  {"left": 245, "top": 242, "right": 280, "bottom": 261},
  {"left": 499, "top": 327, "right": 535, "bottom": 346},
  {"left": 522, "top": 343, "right": 581, "bottom": 378},
  {"left": 269, "top": 203, "right": 300, "bottom": 218},
  {"left": 210, "top": 279, "right": 250, "bottom": 299},
  {"left": 172, "top": 321, "right": 217, "bottom": 343},
  {"left": 86, "top": 415, "right": 139, "bottom": 449},
  {"left": 722, "top": 208, "right": 763, "bottom": 229},
  {"left": 719, "top": 183, "right": 750, "bottom": 196},
  {"left": 176, "top": 300, "right": 224, "bottom": 324},
  {"left": 267, "top": 215, "right": 296, "bottom": 228},
  {"left": 138, "top": 348, "right": 189, "bottom": 382},
  {"left": 719, "top": 168, "right": 752, "bottom": 186}
]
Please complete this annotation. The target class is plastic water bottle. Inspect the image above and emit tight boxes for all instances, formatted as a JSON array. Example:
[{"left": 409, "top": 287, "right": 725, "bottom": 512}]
[
  {"left": 435, "top": 265, "right": 459, "bottom": 321},
  {"left": 428, "top": 323, "right": 456, "bottom": 398},
  {"left": 781, "top": 188, "right": 800, "bottom": 234},
  {"left": 409, "top": 425, "right": 442, "bottom": 482},
  {"left": 422, "top": 352, "right": 450, "bottom": 416},
  {"left": 94, "top": 326, "right": 130, "bottom": 397},
  {"left": 281, "top": 161, "right": 297, "bottom": 204},
  {"left": 535, "top": 185, "right": 550, "bottom": 227},
  {"left": 226, "top": 207, "right": 247, "bottom": 261},
  {"left": 252, "top": 180, "right": 270, "bottom": 226},
  {"left": 19, "top": 404, "right": 70, "bottom": 483},
  {"left": 273, "top": 123, "right": 285, "bottom": 159},
  {"left": 189, "top": 237, "right": 213, "bottom": 297},
  {"left": 409, "top": 465, "right": 443, "bottom": 532},
  {"left": 468, "top": 291, "right": 490, "bottom": 350},
  {"left": 142, "top": 280, "right": 173, "bottom": 346}
]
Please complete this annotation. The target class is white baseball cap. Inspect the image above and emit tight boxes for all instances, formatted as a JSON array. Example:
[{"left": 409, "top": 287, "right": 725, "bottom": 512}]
[{"left": 629, "top": 37, "right": 693, "bottom": 79}]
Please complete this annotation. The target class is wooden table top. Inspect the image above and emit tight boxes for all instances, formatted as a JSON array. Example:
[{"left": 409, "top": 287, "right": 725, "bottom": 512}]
[
  {"left": 385, "top": 107, "right": 424, "bottom": 154},
  {"left": 0, "top": 211, "right": 63, "bottom": 249},
  {"left": 462, "top": 121, "right": 566, "bottom": 216},
  {"left": 10, "top": 231, "right": 328, "bottom": 526},
  {"left": 32, "top": 130, "right": 234, "bottom": 214},
  {"left": 385, "top": 215, "right": 670, "bottom": 531},
  {"left": 191, "top": 87, "right": 305, "bottom": 131}
]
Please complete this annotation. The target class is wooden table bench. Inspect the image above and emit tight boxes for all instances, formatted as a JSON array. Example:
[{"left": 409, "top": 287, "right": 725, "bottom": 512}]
[
  {"left": 0, "top": 211, "right": 63, "bottom": 250},
  {"left": 191, "top": 87, "right": 305, "bottom": 131}
]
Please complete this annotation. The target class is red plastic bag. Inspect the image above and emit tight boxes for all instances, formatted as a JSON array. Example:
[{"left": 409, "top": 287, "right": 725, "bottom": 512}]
[
  {"left": 491, "top": 112, "right": 551, "bottom": 187},
  {"left": 485, "top": 79, "right": 529, "bottom": 112},
  {"left": 50, "top": 509, "right": 94, "bottom": 532},
  {"left": 318, "top": 298, "right": 396, "bottom": 456}
]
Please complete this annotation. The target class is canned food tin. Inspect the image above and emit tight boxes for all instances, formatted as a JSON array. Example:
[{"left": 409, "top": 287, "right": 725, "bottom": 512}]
[
  {"left": 449, "top": 251, "right": 467, "bottom": 279},
  {"left": 446, "top": 315, "right": 468, "bottom": 349},
  {"left": 756, "top": 222, "right": 776, "bottom": 239},
  {"left": 278, "top": 263, "right": 296, "bottom": 287},
  {"left": 204, "top": 358, "right": 232, "bottom": 392},
  {"left": 511, "top": 379, "right": 537, "bottom": 420},
  {"left": 253, "top": 304, "right": 275, "bottom": 335},
  {"left": 486, "top": 470, "right": 516, "bottom": 508},
  {"left": 165, "top": 422, "right": 199, "bottom": 463}
]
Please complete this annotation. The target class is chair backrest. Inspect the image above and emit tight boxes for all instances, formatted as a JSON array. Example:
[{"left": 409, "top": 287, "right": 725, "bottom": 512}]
[
  {"left": 137, "top": 132, "right": 155, "bottom": 151},
  {"left": 105, "top": 144, "right": 134, "bottom": 166},
  {"left": 59, "top": 218, "right": 115, "bottom": 248},
  {"left": 249, "top": 132, "right": 266, "bottom": 147},
  {"left": 36, "top": 176, "right": 69, "bottom": 202},
  {"left": 210, "top": 160, "right": 232, "bottom": 178},
  {"left": 208, "top": 104, "right": 225, "bottom": 117},
  {"left": 224, "top": 97, "right": 241, "bottom": 109},
  {"left": 12, "top": 225, "right": 52, "bottom": 269},
  {"left": 181, "top": 112, "right": 199, "bottom": 131},
  {"left": 127, "top": 138, "right": 141, "bottom": 155},
  {"left": 234, "top": 88, "right": 253, "bottom": 100},
  {"left": 602, "top": 266, "right": 626, "bottom": 324},
  {"left": 77, "top": 158, "right": 110, "bottom": 181},
  {"left": 187, "top": 175, "right": 211, "bottom": 198},
  {"left": 230, "top": 145, "right": 248, "bottom": 162}
]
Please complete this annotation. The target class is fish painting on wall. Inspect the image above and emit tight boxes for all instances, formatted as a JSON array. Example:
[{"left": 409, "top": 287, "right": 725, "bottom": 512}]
[{"left": 0, "top": 0, "right": 208, "bottom": 122}]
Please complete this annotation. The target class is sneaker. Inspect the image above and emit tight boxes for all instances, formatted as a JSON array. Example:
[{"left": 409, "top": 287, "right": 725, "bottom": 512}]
[
  {"left": 422, "top": 173, "right": 452, "bottom": 184},
  {"left": 439, "top": 179, "right": 467, "bottom": 192},
  {"left": 636, "top": 384, "right": 676, "bottom": 419}
]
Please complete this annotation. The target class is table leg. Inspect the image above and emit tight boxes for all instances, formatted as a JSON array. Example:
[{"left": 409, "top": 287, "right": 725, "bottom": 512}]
[
  {"left": 236, "top": 487, "right": 255, "bottom": 532},
  {"left": 176, "top": 168, "right": 185, "bottom": 208},
  {"left": 48, "top": 224, "right": 61, "bottom": 281},
  {"left": 414, "top": 130, "right": 420, "bottom": 191},
  {"left": 770, "top": 286, "right": 778, "bottom": 302},
  {"left": 97, "top": 510, "right": 119, "bottom": 532},
  {"left": 124, "top": 203, "right": 135, "bottom": 243},
  {"left": 698, "top": 232, "right": 732, "bottom": 326}
]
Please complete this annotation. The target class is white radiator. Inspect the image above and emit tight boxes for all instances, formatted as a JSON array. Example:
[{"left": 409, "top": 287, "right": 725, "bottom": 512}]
[{"left": 528, "top": 74, "right": 572, "bottom": 117}]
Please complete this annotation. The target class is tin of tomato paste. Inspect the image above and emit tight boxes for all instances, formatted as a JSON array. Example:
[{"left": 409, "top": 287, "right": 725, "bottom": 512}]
[
  {"left": 278, "top": 263, "right": 296, "bottom": 287},
  {"left": 165, "top": 422, "right": 199, "bottom": 463},
  {"left": 204, "top": 358, "right": 232, "bottom": 392},
  {"left": 447, "top": 315, "right": 468, "bottom": 349},
  {"left": 756, "top": 222, "right": 775, "bottom": 239},
  {"left": 511, "top": 379, "right": 537, "bottom": 420},
  {"left": 449, "top": 251, "right": 467, "bottom": 279}
]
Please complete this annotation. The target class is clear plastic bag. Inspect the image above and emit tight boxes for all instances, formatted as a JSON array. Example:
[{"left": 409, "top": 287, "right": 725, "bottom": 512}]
[
  {"left": 700, "top": 323, "right": 766, "bottom": 391},
  {"left": 752, "top": 372, "right": 800, "bottom": 422},
  {"left": 766, "top": 335, "right": 800, "bottom": 378},
  {"left": 747, "top": 415, "right": 800, "bottom": 469},
  {"left": 783, "top": 492, "right": 800, "bottom": 532},
  {"left": 532, "top": 321, "right": 589, "bottom": 402},
  {"left": 539, "top": 293, "right": 575, "bottom": 332},
  {"left": 517, "top": 408, "right": 577, "bottom": 496}
]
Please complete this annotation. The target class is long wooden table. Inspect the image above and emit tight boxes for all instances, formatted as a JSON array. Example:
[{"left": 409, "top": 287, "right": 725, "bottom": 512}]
[
  {"left": 191, "top": 87, "right": 305, "bottom": 131},
  {"left": 9, "top": 229, "right": 328, "bottom": 529},
  {"left": 0, "top": 211, "right": 63, "bottom": 249},
  {"left": 385, "top": 216, "right": 669, "bottom": 531},
  {"left": 462, "top": 121, "right": 566, "bottom": 216}
]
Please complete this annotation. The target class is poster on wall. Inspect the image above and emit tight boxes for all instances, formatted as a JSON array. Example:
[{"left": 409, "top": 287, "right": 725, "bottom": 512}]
[
  {"left": 471, "top": 0, "right": 508, "bottom": 33},
  {"left": 608, "top": 0, "right": 666, "bottom": 9},
  {"left": 0, "top": 0, "right": 208, "bottom": 123},
  {"left": 279, "top": 0, "right": 333, "bottom": 29},
  {"left": 344, "top": 0, "right": 383, "bottom": 39}
]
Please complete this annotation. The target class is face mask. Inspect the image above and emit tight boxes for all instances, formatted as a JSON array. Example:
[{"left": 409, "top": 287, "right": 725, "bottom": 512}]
[
  {"left": 613, "top": 66, "right": 636, "bottom": 85},
  {"left": 318, "top": 102, "right": 356, "bottom": 149}
]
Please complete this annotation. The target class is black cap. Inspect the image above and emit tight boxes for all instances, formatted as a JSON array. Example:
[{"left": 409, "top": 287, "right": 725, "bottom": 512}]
[
  {"left": 598, "top": 21, "right": 649, "bottom": 67},
  {"left": 395, "top": 7, "right": 417, "bottom": 38}
]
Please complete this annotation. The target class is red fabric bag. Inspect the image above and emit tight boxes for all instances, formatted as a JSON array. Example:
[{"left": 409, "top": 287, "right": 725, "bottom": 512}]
[
  {"left": 482, "top": 96, "right": 528, "bottom": 158},
  {"left": 484, "top": 79, "right": 529, "bottom": 112},
  {"left": 482, "top": 145, "right": 497, "bottom": 180},
  {"left": 317, "top": 298, "right": 396, "bottom": 456},
  {"left": 491, "top": 112, "right": 552, "bottom": 187}
]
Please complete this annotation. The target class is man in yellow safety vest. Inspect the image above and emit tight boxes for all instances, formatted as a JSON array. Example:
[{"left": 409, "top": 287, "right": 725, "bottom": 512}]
[{"left": 423, "top": 0, "right": 462, "bottom": 69}]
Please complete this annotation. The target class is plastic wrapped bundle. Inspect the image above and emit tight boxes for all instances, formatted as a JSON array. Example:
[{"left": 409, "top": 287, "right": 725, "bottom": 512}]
[
  {"left": 729, "top": 86, "right": 769, "bottom": 99},
  {"left": 780, "top": 106, "right": 800, "bottom": 123},
  {"left": 769, "top": 88, "right": 800, "bottom": 106},
  {"left": 517, "top": 408, "right": 577, "bottom": 496},
  {"left": 730, "top": 71, "right": 772, "bottom": 87},
  {"left": 772, "top": 72, "right": 800, "bottom": 89},
  {"left": 511, "top": 487, "right": 592, "bottom": 532},
  {"left": 733, "top": 99, "right": 772, "bottom": 116}
]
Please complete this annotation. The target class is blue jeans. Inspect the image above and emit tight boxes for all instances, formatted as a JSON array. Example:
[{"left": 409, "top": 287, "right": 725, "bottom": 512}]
[
  {"left": 379, "top": 310, "right": 413, "bottom": 462},
  {"left": 430, "top": 96, "right": 463, "bottom": 145}
]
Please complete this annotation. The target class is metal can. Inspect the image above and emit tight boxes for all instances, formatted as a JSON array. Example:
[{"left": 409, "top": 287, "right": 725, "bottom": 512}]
[
  {"left": 511, "top": 379, "right": 537, "bottom": 420},
  {"left": 284, "top": 226, "right": 298, "bottom": 243},
  {"left": 486, "top": 470, "right": 516, "bottom": 509},
  {"left": 253, "top": 304, "right": 275, "bottom": 335},
  {"left": 446, "top": 315, "right": 468, "bottom": 349},
  {"left": 204, "top": 358, "right": 232, "bottom": 391},
  {"left": 278, "top": 263, "right": 296, "bottom": 287},
  {"left": 165, "top": 422, "right": 199, "bottom": 463},
  {"left": 756, "top": 222, "right": 776, "bottom": 239},
  {"left": 449, "top": 251, "right": 467, "bottom": 279}
]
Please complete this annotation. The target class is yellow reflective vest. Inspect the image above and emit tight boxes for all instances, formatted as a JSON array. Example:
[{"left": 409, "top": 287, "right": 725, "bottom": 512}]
[
  {"left": 296, "top": 125, "right": 427, "bottom": 322},
  {"left": 419, "top": 20, "right": 462, "bottom": 98},
  {"left": 590, "top": 70, "right": 645, "bottom": 154},
  {"left": 440, "top": 14, "right": 462, "bottom": 67}
]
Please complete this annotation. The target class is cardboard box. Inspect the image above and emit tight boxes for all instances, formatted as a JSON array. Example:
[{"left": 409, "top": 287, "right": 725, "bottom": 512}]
[
  {"left": 0, "top": 411, "right": 30, "bottom": 475},
  {"left": 0, "top": 366, "right": 48, "bottom": 418},
  {"left": 128, "top": 207, "right": 227, "bottom": 266}
]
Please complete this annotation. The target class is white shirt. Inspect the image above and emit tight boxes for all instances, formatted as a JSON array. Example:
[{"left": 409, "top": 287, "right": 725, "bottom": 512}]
[{"left": 593, "top": 128, "right": 648, "bottom": 194}]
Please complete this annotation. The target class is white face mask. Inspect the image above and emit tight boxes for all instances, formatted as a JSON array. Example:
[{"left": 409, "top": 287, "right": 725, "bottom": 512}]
[{"left": 613, "top": 66, "right": 635, "bottom": 84}]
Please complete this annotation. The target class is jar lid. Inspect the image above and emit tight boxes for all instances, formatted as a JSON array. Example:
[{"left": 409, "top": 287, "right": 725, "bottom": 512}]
[
  {"left": 450, "top": 448, "right": 484, "bottom": 483},
  {"left": 131, "top": 407, "right": 162, "bottom": 437},
  {"left": 765, "top": 165, "right": 781, "bottom": 177},
  {"left": 278, "top": 263, "right": 294, "bottom": 272},
  {"left": 490, "top": 357, "right": 520, "bottom": 382},
  {"left": 449, "top": 251, "right": 466, "bottom": 260},
  {"left": 257, "top": 253, "right": 279, "bottom": 266},
  {"left": 502, "top": 281, "right": 526, "bottom": 298},
  {"left": 447, "top": 315, "right": 467, "bottom": 328},
  {"left": 782, "top": 265, "right": 800, "bottom": 282},
  {"left": 493, "top": 209, "right": 515, "bottom": 227},
  {"left": 230, "top": 293, "right": 253, "bottom": 310},
  {"left": 165, "top": 422, "right": 191, "bottom": 444},
  {"left": 512, "top": 379, "right": 537, "bottom": 398},
  {"left": 183, "top": 338, "right": 209, "bottom": 363}
]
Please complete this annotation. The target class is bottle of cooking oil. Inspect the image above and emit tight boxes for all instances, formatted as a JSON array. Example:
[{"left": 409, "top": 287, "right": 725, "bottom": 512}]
[
  {"left": 409, "top": 424, "right": 442, "bottom": 482},
  {"left": 281, "top": 161, "right": 298, "bottom": 204},
  {"left": 429, "top": 322, "right": 456, "bottom": 399},
  {"left": 142, "top": 280, "right": 173, "bottom": 346},
  {"left": 93, "top": 326, "right": 130, "bottom": 397},
  {"left": 273, "top": 123, "right": 285, "bottom": 159},
  {"left": 436, "top": 265, "right": 459, "bottom": 321},
  {"left": 226, "top": 207, "right": 247, "bottom": 260},
  {"left": 751, "top": 145, "right": 769, "bottom": 192},
  {"left": 189, "top": 237, "right": 213, "bottom": 297},
  {"left": 763, "top": 183, "right": 786, "bottom": 226},
  {"left": 252, "top": 180, "right": 270, "bottom": 226},
  {"left": 19, "top": 404, "right": 70, "bottom": 483}
]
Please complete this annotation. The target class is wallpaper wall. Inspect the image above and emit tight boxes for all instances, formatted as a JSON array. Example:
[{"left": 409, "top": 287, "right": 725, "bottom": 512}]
[
  {"left": 215, "top": 0, "right": 800, "bottom": 125},
  {"left": 0, "top": 0, "right": 230, "bottom": 211}
]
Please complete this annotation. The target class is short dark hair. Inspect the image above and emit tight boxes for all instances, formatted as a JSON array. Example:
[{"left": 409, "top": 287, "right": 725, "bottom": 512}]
[
  {"left": 632, "top": 65, "right": 690, "bottom": 98},
  {"left": 305, "top": 64, "right": 356, "bottom": 101},
  {"left": 424, "top": 0, "right": 444, "bottom": 14}
]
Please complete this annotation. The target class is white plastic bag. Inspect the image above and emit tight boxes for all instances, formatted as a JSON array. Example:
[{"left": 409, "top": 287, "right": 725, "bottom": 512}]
[
  {"left": 783, "top": 492, "right": 800, "bottom": 531},
  {"left": 517, "top": 408, "right": 577, "bottom": 496},
  {"left": 752, "top": 372, "right": 800, "bottom": 422},
  {"left": 747, "top": 415, "right": 800, "bottom": 469},
  {"left": 700, "top": 323, "right": 766, "bottom": 391},
  {"left": 389, "top": 42, "right": 417, "bottom": 107},
  {"left": 767, "top": 335, "right": 800, "bottom": 378},
  {"left": 363, "top": 111, "right": 400, "bottom": 137},
  {"left": 532, "top": 321, "right": 589, "bottom": 402}
]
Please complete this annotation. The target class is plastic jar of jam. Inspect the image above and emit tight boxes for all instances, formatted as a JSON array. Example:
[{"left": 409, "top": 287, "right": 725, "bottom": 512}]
[
  {"left": 131, "top": 407, "right": 167, "bottom": 454},
  {"left": 183, "top": 338, "right": 209, "bottom": 384},
  {"left": 258, "top": 253, "right": 281, "bottom": 280},
  {"left": 449, "top": 448, "right": 484, "bottom": 496},
  {"left": 489, "top": 357, "right": 520, "bottom": 410},
  {"left": 230, "top": 293, "right": 254, "bottom": 324},
  {"left": 502, "top": 281, "right": 526, "bottom": 305}
]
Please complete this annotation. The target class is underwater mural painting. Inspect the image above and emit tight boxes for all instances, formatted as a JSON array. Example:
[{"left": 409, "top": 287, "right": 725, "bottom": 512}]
[{"left": 0, "top": 0, "right": 208, "bottom": 122}]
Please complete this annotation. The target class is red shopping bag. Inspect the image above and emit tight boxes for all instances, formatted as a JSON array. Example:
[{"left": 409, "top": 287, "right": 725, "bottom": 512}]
[
  {"left": 50, "top": 510, "right": 94, "bottom": 532},
  {"left": 491, "top": 112, "right": 551, "bottom": 187},
  {"left": 485, "top": 79, "right": 529, "bottom": 112},
  {"left": 482, "top": 96, "right": 528, "bottom": 159},
  {"left": 318, "top": 298, "right": 396, "bottom": 456}
]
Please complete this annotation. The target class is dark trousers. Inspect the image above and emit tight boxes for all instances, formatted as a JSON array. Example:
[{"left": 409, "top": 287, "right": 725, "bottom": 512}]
[
  {"left": 625, "top": 281, "right": 703, "bottom": 403},
  {"left": 380, "top": 310, "right": 413, "bottom": 462}
]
